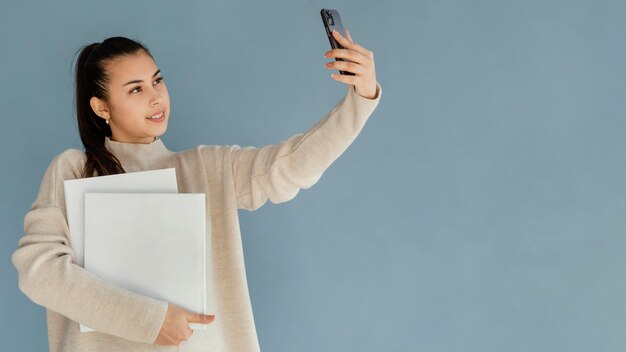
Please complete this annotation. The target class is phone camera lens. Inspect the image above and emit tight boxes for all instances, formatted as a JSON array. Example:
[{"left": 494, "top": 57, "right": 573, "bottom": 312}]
[{"left": 329, "top": 17, "right": 335, "bottom": 26}]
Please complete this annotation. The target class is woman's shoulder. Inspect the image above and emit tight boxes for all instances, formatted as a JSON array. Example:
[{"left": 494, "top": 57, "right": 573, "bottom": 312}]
[
  {"left": 46, "top": 148, "right": 87, "bottom": 181},
  {"left": 29, "top": 148, "right": 86, "bottom": 209},
  {"left": 52, "top": 148, "right": 86, "bottom": 166},
  {"left": 56, "top": 147, "right": 86, "bottom": 159}
]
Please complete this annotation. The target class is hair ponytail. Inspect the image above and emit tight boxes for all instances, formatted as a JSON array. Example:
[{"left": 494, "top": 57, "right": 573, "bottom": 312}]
[{"left": 72, "top": 36, "right": 153, "bottom": 178}]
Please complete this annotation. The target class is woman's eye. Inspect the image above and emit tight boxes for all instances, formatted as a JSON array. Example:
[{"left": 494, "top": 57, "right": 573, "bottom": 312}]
[{"left": 130, "top": 77, "right": 164, "bottom": 94}]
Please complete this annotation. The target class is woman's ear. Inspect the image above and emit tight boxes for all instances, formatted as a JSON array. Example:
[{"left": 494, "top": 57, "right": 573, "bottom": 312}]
[{"left": 89, "top": 96, "right": 110, "bottom": 120}]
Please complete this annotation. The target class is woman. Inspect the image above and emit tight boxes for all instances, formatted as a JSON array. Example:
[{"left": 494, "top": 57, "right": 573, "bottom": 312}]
[{"left": 12, "top": 29, "right": 381, "bottom": 351}]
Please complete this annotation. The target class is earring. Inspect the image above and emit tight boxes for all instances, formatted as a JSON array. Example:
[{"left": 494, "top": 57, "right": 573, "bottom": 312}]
[{"left": 106, "top": 119, "right": 110, "bottom": 125}]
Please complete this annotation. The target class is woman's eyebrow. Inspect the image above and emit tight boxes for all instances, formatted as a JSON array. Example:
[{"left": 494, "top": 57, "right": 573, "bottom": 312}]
[{"left": 123, "top": 69, "right": 161, "bottom": 86}]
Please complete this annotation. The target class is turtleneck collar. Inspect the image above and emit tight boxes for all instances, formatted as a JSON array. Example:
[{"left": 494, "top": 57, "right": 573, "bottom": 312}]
[{"left": 104, "top": 136, "right": 171, "bottom": 170}]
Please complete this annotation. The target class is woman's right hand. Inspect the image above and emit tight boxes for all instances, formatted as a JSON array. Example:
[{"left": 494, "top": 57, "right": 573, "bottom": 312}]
[{"left": 154, "top": 303, "right": 216, "bottom": 346}]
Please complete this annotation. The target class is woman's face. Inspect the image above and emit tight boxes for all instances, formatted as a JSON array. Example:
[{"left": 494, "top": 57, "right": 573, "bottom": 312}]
[{"left": 90, "top": 50, "right": 170, "bottom": 144}]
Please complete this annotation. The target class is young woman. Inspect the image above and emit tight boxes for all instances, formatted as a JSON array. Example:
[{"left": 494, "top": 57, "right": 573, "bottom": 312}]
[{"left": 12, "top": 30, "right": 380, "bottom": 351}]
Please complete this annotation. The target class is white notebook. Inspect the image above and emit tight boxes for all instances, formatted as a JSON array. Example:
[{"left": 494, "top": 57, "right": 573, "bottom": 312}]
[
  {"left": 63, "top": 168, "right": 179, "bottom": 333},
  {"left": 63, "top": 168, "right": 179, "bottom": 268},
  {"left": 84, "top": 192, "right": 210, "bottom": 331}
]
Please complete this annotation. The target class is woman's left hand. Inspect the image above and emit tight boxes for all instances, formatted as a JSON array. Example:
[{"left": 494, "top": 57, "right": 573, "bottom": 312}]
[{"left": 324, "top": 28, "right": 378, "bottom": 99}]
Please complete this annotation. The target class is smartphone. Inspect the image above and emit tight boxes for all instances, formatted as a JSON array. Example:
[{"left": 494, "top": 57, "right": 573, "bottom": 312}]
[{"left": 320, "top": 8, "right": 355, "bottom": 76}]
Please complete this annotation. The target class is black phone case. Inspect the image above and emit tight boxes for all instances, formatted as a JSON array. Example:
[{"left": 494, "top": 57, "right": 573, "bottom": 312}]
[{"left": 320, "top": 8, "right": 355, "bottom": 76}]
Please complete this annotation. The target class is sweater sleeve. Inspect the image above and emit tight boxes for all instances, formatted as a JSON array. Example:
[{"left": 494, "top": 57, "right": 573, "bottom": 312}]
[
  {"left": 11, "top": 150, "right": 169, "bottom": 345},
  {"left": 231, "top": 82, "right": 382, "bottom": 211}
]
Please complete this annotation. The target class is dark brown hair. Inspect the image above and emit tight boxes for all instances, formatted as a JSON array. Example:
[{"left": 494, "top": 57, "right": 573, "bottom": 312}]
[{"left": 73, "top": 36, "right": 153, "bottom": 178}]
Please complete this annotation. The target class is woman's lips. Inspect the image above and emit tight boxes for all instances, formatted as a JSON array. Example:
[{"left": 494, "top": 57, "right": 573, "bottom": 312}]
[{"left": 146, "top": 111, "right": 165, "bottom": 122}]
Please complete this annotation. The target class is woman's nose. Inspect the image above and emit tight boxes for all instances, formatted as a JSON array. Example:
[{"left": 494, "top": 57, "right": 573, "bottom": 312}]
[{"left": 150, "top": 89, "right": 163, "bottom": 106}]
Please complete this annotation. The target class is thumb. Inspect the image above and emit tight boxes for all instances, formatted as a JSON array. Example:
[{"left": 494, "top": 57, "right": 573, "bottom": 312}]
[
  {"left": 187, "top": 312, "right": 216, "bottom": 324},
  {"left": 345, "top": 27, "right": 354, "bottom": 43}
]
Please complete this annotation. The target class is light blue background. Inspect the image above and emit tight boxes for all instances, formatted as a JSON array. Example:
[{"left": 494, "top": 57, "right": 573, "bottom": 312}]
[{"left": 2, "top": 0, "right": 626, "bottom": 351}]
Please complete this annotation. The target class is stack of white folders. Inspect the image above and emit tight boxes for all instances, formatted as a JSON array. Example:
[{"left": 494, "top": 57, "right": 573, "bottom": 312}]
[{"left": 63, "top": 168, "right": 211, "bottom": 333}]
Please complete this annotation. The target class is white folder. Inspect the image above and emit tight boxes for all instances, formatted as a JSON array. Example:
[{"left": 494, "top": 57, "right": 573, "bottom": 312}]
[
  {"left": 63, "top": 168, "right": 179, "bottom": 332},
  {"left": 84, "top": 192, "right": 210, "bottom": 331},
  {"left": 63, "top": 168, "right": 179, "bottom": 268}
]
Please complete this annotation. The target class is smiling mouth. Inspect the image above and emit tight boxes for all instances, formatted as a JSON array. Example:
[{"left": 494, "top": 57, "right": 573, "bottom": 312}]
[{"left": 146, "top": 111, "right": 165, "bottom": 120}]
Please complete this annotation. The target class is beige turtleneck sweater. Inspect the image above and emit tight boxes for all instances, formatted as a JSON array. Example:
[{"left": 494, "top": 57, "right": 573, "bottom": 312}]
[{"left": 11, "top": 83, "right": 381, "bottom": 352}]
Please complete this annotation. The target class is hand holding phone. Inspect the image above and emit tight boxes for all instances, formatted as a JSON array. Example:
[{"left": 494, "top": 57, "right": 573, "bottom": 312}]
[
  {"left": 321, "top": 9, "right": 354, "bottom": 76},
  {"left": 320, "top": 9, "right": 379, "bottom": 99}
]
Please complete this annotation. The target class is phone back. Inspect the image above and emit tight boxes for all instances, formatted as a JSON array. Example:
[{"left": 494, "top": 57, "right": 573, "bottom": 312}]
[{"left": 320, "top": 9, "right": 354, "bottom": 76}]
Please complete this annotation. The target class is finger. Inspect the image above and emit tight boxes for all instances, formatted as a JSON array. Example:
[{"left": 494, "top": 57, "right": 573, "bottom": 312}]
[
  {"left": 345, "top": 28, "right": 353, "bottom": 43},
  {"left": 327, "top": 49, "right": 370, "bottom": 66},
  {"left": 332, "top": 29, "right": 353, "bottom": 49},
  {"left": 332, "top": 30, "right": 372, "bottom": 58},
  {"left": 203, "top": 315, "right": 216, "bottom": 323},
  {"left": 326, "top": 60, "right": 365, "bottom": 76},
  {"left": 188, "top": 313, "right": 216, "bottom": 323},
  {"left": 330, "top": 72, "right": 358, "bottom": 86}
]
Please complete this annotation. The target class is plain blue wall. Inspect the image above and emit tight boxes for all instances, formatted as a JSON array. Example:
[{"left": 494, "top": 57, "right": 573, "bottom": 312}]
[{"left": 2, "top": 0, "right": 626, "bottom": 351}]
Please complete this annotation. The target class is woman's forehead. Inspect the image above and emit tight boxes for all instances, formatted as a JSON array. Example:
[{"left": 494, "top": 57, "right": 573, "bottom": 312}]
[{"left": 106, "top": 52, "right": 158, "bottom": 85}]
